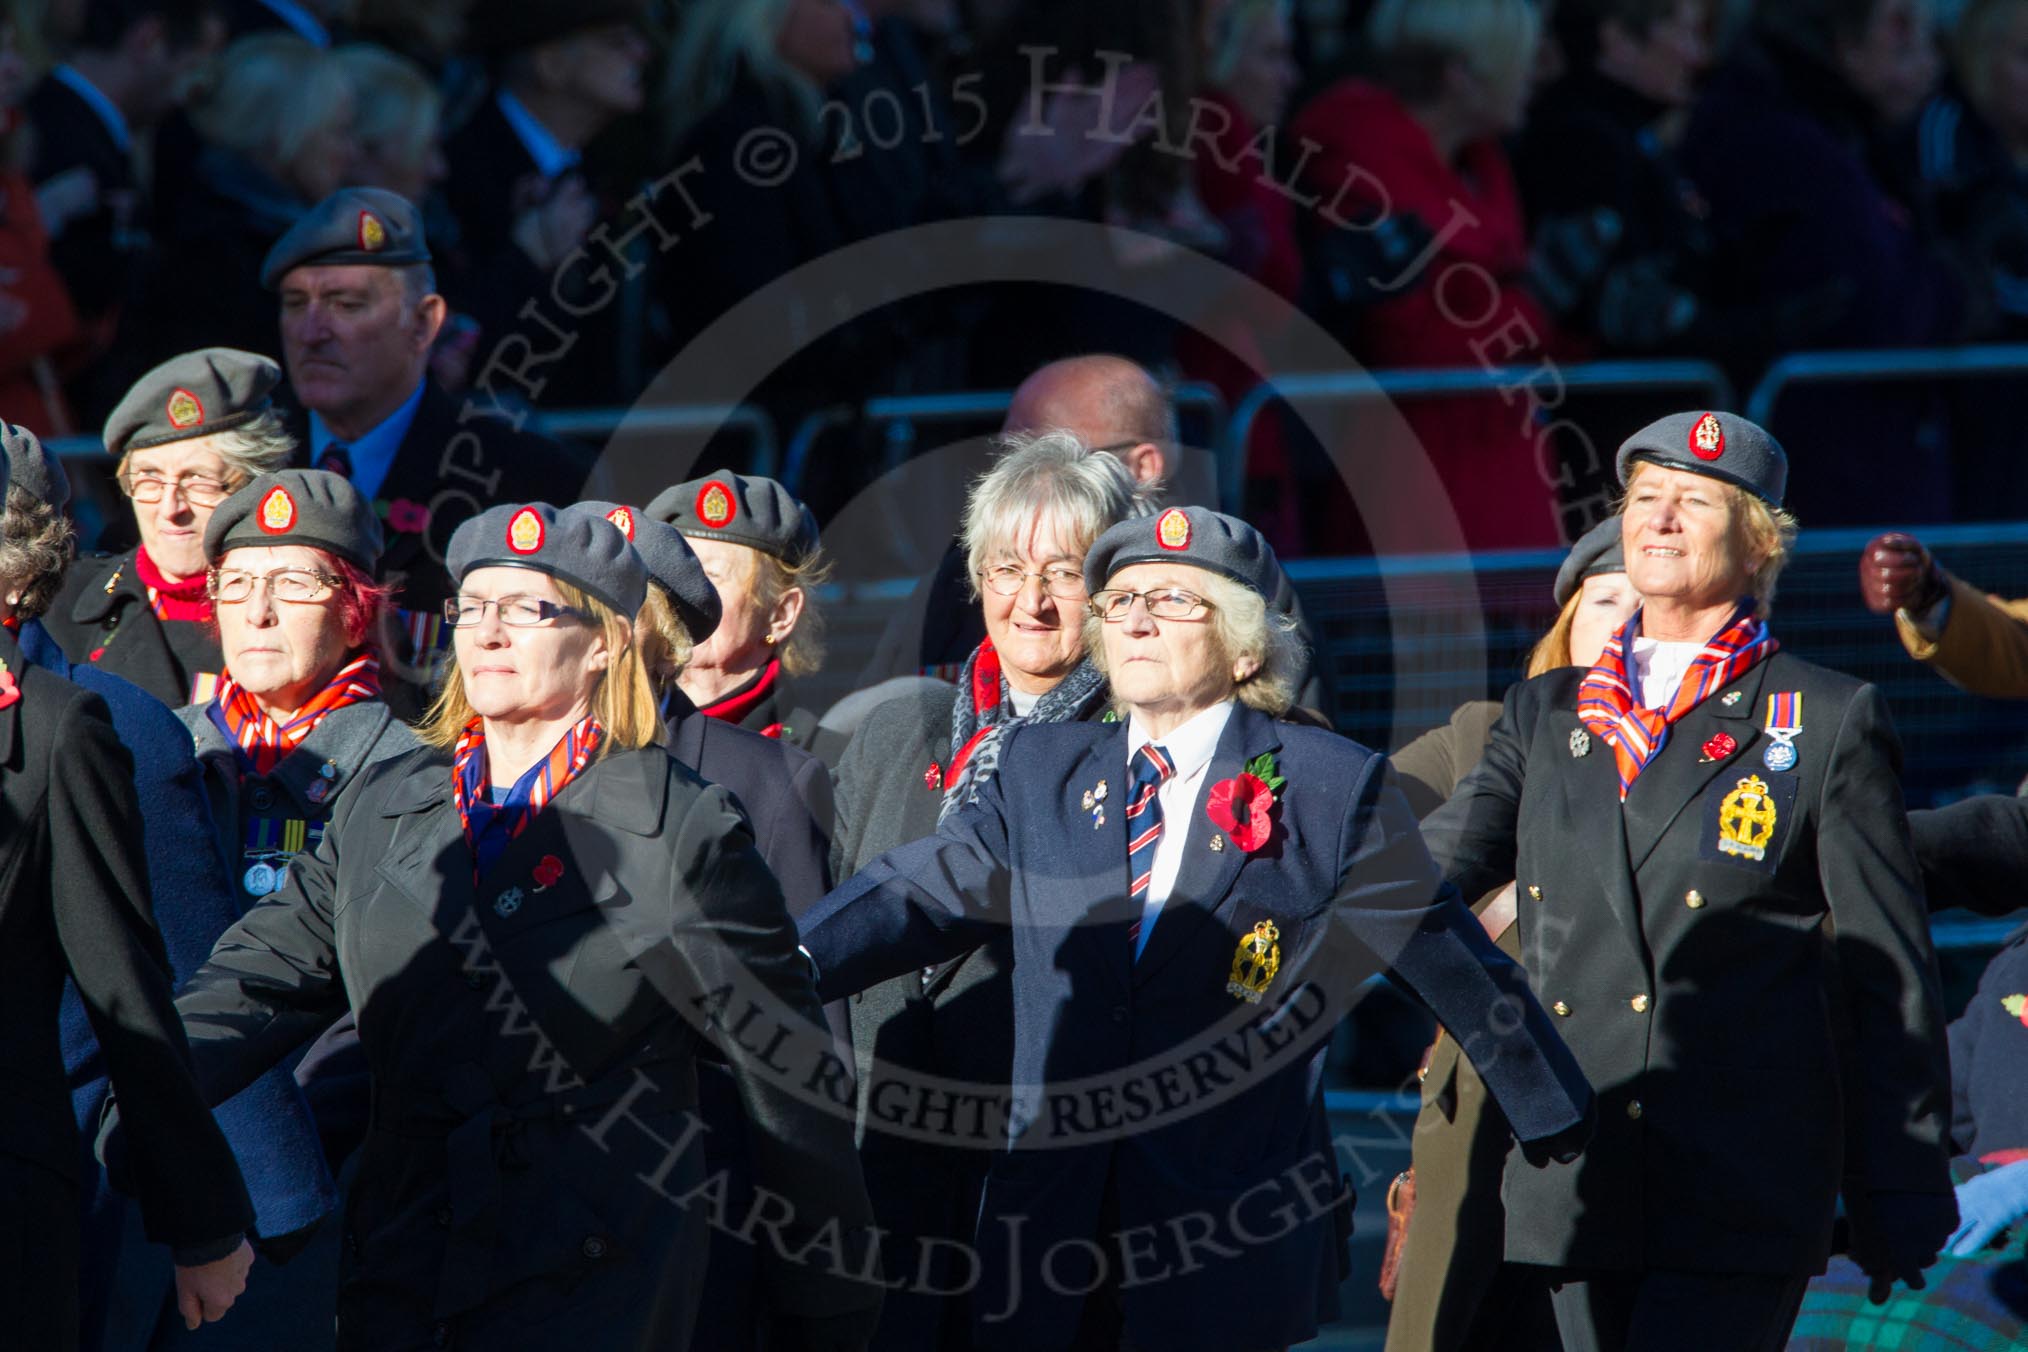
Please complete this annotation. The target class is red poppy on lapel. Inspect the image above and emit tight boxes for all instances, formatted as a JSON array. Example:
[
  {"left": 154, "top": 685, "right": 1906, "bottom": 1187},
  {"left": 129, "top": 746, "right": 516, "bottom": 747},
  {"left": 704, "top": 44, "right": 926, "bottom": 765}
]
[
  {"left": 0, "top": 662, "right": 17, "bottom": 711},
  {"left": 1205, "top": 752, "right": 1285, "bottom": 854},
  {"left": 533, "top": 855, "right": 564, "bottom": 891},
  {"left": 1701, "top": 732, "right": 1737, "bottom": 762},
  {"left": 925, "top": 761, "right": 943, "bottom": 791}
]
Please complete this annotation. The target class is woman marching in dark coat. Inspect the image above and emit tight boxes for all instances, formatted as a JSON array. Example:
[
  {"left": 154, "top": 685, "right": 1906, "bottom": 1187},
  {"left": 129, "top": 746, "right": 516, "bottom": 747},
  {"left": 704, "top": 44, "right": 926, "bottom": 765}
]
[
  {"left": 0, "top": 436, "right": 256, "bottom": 1350},
  {"left": 1422, "top": 412, "right": 1958, "bottom": 1351},
  {"left": 132, "top": 502, "right": 882, "bottom": 1350}
]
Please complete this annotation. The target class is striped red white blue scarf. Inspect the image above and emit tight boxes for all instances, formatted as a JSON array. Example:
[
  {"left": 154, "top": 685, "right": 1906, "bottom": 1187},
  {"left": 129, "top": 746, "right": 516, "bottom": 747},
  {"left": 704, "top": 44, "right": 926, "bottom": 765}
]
[
  {"left": 1576, "top": 601, "right": 1777, "bottom": 800},
  {"left": 215, "top": 653, "right": 380, "bottom": 776},
  {"left": 452, "top": 714, "right": 603, "bottom": 879}
]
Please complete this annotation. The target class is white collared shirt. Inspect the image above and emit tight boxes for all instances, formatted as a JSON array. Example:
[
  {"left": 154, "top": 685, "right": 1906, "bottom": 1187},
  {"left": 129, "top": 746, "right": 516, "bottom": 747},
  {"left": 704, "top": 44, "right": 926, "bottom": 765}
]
[
  {"left": 495, "top": 89, "right": 581, "bottom": 181},
  {"left": 1631, "top": 637, "right": 1705, "bottom": 710},
  {"left": 1126, "top": 700, "right": 1235, "bottom": 958}
]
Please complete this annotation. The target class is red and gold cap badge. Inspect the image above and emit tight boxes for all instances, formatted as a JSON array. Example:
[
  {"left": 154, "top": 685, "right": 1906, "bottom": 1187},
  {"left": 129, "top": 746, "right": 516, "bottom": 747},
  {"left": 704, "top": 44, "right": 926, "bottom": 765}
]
[
  {"left": 166, "top": 388, "right": 205, "bottom": 430},
  {"left": 358, "top": 211, "right": 387, "bottom": 252},
  {"left": 1690, "top": 413, "right": 1725, "bottom": 462},
  {"left": 257, "top": 485, "right": 296, "bottom": 534},
  {"left": 696, "top": 480, "right": 736, "bottom": 529},
  {"left": 1156, "top": 508, "right": 1192, "bottom": 551},
  {"left": 605, "top": 506, "right": 636, "bottom": 540},
  {"left": 507, "top": 507, "right": 545, "bottom": 555}
]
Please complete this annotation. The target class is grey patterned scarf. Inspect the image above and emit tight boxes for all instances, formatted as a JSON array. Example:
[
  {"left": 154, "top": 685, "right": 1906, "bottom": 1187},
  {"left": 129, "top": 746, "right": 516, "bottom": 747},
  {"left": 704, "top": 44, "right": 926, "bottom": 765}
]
[{"left": 940, "top": 641, "right": 1108, "bottom": 823}]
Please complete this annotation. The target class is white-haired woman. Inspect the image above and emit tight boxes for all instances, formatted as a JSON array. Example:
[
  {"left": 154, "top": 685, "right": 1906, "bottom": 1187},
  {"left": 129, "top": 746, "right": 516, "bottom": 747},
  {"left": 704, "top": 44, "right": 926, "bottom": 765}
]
[
  {"left": 334, "top": 43, "right": 445, "bottom": 204},
  {"left": 130, "top": 502, "right": 882, "bottom": 1350},
  {"left": 801, "top": 505, "right": 1591, "bottom": 1351},
  {"left": 45, "top": 349, "right": 294, "bottom": 707},
  {"left": 137, "top": 32, "right": 355, "bottom": 361},
  {"left": 826, "top": 429, "right": 1140, "bottom": 1350}
]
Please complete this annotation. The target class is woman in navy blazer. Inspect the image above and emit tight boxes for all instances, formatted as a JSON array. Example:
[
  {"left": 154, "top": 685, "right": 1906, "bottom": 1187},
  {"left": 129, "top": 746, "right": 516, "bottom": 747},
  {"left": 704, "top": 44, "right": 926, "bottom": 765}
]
[{"left": 799, "top": 507, "right": 1593, "bottom": 1352}]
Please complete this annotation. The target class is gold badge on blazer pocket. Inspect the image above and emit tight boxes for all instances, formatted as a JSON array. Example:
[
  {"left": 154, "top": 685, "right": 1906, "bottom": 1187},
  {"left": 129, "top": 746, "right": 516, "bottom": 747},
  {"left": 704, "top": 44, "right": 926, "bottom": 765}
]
[{"left": 1699, "top": 771, "right": 1801, "bottom": 872}]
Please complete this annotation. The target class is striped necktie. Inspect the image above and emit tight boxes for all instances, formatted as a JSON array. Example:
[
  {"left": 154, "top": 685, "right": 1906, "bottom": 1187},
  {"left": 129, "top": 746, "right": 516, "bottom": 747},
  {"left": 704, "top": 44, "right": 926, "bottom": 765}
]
[{"left": 1125, "top": 742, "right": 1174, "bottom": 957}]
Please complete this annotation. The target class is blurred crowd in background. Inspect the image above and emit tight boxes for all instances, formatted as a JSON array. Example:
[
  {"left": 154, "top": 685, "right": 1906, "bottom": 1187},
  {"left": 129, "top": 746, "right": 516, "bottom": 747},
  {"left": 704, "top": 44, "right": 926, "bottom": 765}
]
[{"left": 1, "top": 0, "right": 2024, "bottom": 557}]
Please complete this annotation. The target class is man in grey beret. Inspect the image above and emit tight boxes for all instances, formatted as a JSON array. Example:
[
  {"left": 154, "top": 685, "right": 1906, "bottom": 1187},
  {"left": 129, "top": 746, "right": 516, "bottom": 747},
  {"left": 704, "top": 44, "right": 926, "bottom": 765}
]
[
  {"left": 43, "top": 347, "right": 294, "bottom": 707},
  {"left": 441, "top": 0, "right": 650, "bottom": 407},
  {"left": 267, "top": 187, "right": 588, "bottom": 696}
]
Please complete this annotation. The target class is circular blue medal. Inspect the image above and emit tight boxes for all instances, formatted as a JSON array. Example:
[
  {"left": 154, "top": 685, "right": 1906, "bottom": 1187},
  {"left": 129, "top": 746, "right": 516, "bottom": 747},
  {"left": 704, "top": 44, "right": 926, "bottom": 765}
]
[
  {"left": 1763, "top": 740, "right": 1797, "bottom": 773},
  {"left": 243, "top": 861, "right": 277, "bottom": 896}
]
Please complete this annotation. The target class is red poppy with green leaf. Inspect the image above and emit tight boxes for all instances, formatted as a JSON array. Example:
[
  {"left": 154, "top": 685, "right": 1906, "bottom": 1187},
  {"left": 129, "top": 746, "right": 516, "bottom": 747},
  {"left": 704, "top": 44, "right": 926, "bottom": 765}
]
[{"left": 1205, "top": 752, "right": 1285, "bottom": 853}]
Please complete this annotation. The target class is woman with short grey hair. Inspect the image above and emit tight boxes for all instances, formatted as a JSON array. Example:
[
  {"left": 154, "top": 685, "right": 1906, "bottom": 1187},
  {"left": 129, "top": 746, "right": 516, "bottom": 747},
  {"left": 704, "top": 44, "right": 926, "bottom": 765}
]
[{"left": 827, "top": 428, "right": 1141, "bottom": 1350}]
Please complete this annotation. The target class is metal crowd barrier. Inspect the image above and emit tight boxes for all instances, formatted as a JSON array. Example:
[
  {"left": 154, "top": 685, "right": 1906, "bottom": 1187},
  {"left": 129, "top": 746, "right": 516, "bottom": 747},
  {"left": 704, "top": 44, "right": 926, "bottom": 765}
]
[
  {"left": 1745, "top": 343, "right": 2028, "bottom": 426},
  {"left": 532, "top": 403, "right": 782, "bottom": 479},
  {"left": 781, "top": 382, "right": 1231, "bottom": 497},
  {"left": 1219, "top": 359, "right": 1737, "bottom": 513}
]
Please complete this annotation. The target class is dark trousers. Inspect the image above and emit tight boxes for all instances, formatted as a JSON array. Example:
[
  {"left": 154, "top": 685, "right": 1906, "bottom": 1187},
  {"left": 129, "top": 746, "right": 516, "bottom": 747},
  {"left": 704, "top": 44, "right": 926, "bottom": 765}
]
[{"left": 1537, "top": 1268, "right": 1808, "bottom": 1352}]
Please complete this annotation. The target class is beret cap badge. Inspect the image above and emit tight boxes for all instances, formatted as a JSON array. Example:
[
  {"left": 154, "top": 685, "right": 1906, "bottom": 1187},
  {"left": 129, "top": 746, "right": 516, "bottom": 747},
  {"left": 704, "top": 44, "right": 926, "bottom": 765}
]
[
  {"left": 358, "top": 211, "right": 387, "bottom": 252},
  {"left": 257, "top": 486, "right": 297, "bottom": 534},
  {"left": 507, "top": 507, "right": 545, "bottom": 555},
  {"left": 605, "top": 506, "right": 635, "bottom": 540},
  {"left": 1156, "top": 508, "right": 1191, "bottom": 551},
  {"left": 166, "top": 388, "right": 205, "bottom": 430},
  {"left": 1690, "top": 412, "right": 1725, "bottom": 462},
  {"left": 697, "top": 481, "right": 735, "bottom": 529}
]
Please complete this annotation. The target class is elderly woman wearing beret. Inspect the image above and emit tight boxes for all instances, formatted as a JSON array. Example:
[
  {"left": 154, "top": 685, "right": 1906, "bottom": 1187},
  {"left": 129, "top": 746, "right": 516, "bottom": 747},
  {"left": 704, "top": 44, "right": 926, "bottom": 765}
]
[
  {"left": 1385, "top": 514, "right": 1637, "bottom": 1352},
  {"left": 800, "top": 505, "right": 1592, "bottom": 1352},
  {"left": 649, "top": 469, "right": 829, "bottom": 747},
  {"left": 826, "top": 430, "right": 1140, "bottom": 1351},
  {"left": 141, "top": 503, "right": 881, "bottom": 1350},
  {"left": 1422, "top": 412, "right": 1957, "bottom": 1351},
  {"left": 44, "top": 349, "right": 294, "bottom": 707},
  {"left": 0, "top": 436, "right": 256, "bottom": 1351}
]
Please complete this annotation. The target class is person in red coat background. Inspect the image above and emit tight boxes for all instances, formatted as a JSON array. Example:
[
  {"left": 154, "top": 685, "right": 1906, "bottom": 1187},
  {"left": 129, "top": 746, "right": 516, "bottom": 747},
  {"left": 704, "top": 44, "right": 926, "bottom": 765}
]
[
  {"left": 1290, "top": 0, "right": 1577, "bottom": 553},
  {"left": 0, "top": 11, "right": 80, "bottom": 435}
]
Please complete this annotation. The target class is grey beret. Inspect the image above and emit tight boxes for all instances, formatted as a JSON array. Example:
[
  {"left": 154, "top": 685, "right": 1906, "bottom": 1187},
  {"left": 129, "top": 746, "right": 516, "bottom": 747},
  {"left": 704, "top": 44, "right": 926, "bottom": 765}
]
[
  {"left": 205, "top": 469, "right": 384, "bottom": 572},
  {"left": 1, "top": 423, "right": 68, "bottom": 508},
  {"left": 447, "top": 502, "right": 647, "bottom": 618},
  {"left": 105, "top": 348, "right": 282, "bottom": 455},
  {"left": 1615, "top": 410, "right": 1787, "bottom": 508},
  {"left": 567, "top": 501, "right": 722, "bottom": 643},
  {"left": 648, "top": 470, "right": 820, "bottom": 566},
  {"left": 1083, "top": 506, "right": 1287, "bottom": 600},
  {"left": 261, "top": 187, "right": 431, "bottom": 291},
  {"left": 1552, "top": 515, "right": 1627, "bottom": 608}
]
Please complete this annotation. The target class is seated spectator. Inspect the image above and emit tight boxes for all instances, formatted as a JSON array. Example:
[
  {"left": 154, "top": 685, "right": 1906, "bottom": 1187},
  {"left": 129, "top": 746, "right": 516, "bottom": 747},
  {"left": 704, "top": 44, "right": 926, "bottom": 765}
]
[
  {"left": 440, "top": 0, "right": 649, "bottom": 407},
  {"left": 1513, "top": 0, "right": 1714, "bottom": 357},
  {"left": 1178, "top": 0, "right": 1306, "bottom": 547},
  {"left": 0, "top": 9, "right": 81, "bottom": 433},
  {"left": 25, "top": 0, "right": 224, "bottom": 420},
  {"left": 1679, "top": 0, "right": 1966, "bottom": 526},
  {"left": 1290, "top": 0, "right": 1577, "bottom": 552},
  {"left": 333, "top": 43, "right": 443, "bottom": 205},
  {"left": 133, "top": 31, "right": 355, "bottom": 364}
]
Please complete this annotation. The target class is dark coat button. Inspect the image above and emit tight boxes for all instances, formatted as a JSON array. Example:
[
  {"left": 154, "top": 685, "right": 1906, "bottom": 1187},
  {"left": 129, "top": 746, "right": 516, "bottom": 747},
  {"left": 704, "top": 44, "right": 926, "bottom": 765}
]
[
  {"left": 432, "top": 1323, "right": 451, "bottom": 1347},
  {"left": 1111, "top": 1005, "right": 1129, "bottom": 1025},
  {"left": 249, "top": 784, "right": 275, "bottom": 812},
  {"left": 581, "top": 1235, "right": 607, "bottom": 1260},
  {"left": 463, "top": 970, "right": 483, "bottom": 990},
  {"left": 434, "top": 1206, "right": 452, "bottom": 1227}
]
